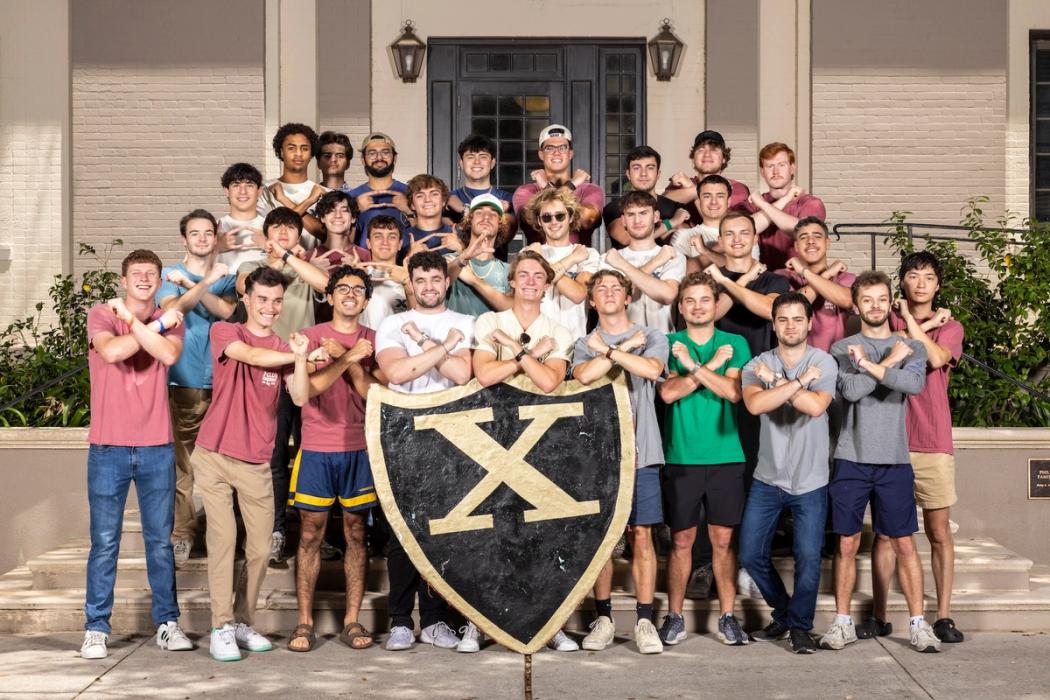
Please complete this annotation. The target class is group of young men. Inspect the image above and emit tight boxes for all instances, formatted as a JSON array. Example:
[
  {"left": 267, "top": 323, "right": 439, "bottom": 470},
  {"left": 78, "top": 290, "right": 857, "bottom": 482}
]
[{"left": 81, "top": 121, "right": 965, "bottom": 663}]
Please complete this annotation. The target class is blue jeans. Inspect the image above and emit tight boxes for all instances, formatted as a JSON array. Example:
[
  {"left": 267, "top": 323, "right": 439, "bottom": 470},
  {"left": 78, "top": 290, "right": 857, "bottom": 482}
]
[
  {"left": 85, "top": 444, "right": 179, "bottom": 633},
  {"left": 738, "top": 480, "right": 827, "bottom": 631}
]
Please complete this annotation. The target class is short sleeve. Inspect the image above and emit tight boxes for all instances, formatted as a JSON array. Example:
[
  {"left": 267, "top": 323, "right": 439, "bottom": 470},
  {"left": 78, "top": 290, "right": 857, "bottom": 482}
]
[
  {"left": 799, "top": 195, "right": 827, "bottom": 220},
  {"left": 601, "top": 201, "right": 621, "bottom": 228},
  {"left": 156, "top": 271, "right": 182, "bottom": 303},
  {"left": 577, "top": 183, "right": 605, "bottom": 209},
  {"left": 87, "top": 304, "right": 118, "bottom": 346},
  {"left": 374, "top": 315, "right": 406, "bottom": 354},
  {"left": 472, "top": 312, "right": 499, "bottom": 356},
  {"left": 763, "top": 272, "right": 791, "bottom": 295},
  {"left": 728, "top": 334, "right": 752, "bottom": 370},
  {"left": 570, "top": 335, "right": 596, "bottom": 371},
  {"left": 550, "top": 324, "right": 576, "bottom": 362},
  {"left": 209, "top": 322, "right": 240, "bottom": 361},
  {"left": 642, "top": 327, "right": 669, "bottom": 362},
  {"left": 454, "top": 314, "right": 476, "bottom": 350},
  {"left": 811, "top": 351, "right": 839, "bottom": 394},
  {"left": 741, "top": 356, "right": 762, "bottom": 388},
  {"left": 578, "top": 247, "right": 601, "bottom": 274},
  {"left": 937, "top": 321, "right": 964, "bottom": 366},
  {"left": 211, "top": 273, "right": 238, "bottom": 298},
  {"left": 238, "top": 259, "right": 263, "bottom": 277}
]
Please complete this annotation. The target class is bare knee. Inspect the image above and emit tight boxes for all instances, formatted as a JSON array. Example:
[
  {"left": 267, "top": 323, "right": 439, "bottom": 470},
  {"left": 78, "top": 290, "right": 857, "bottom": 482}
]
[
  {"left": 890, "top": 535, "right": 917, "bottom": 558},
  {"left": 838, "top": 534, "right": 861, "bottom": 559},
  {"left": 343, "top": 513, "right": 367, "bottom": 545},
  {"left": 671, "top": 528, "right": 696, "bottom": 553},
  {"left": 298, "top": 514, "right": 326, "bottom": 549}
]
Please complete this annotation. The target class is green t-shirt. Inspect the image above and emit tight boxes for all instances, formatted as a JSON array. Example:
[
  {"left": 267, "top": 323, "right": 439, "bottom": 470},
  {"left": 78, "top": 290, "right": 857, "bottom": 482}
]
[{"left": 663, "top": 328, "right": 752, "bottom": 465}]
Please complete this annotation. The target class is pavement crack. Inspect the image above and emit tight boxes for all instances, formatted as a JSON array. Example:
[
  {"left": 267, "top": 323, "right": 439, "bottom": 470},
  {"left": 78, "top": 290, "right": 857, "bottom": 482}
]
[
  {"left": 73, "top": 635, "right": 150, "bottom": 699},
  {"left": 876, "top": 636, "right": 936, "bottom": 699}
]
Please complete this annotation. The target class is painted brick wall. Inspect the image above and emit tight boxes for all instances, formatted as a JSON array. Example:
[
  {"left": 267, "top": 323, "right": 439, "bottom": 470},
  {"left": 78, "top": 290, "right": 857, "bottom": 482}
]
[
  {"left": 811, "top": 73, "right": 1007, "bottom": 274},
  {"left": 72, "top": 66, "right": 266, "bottom": 275}
]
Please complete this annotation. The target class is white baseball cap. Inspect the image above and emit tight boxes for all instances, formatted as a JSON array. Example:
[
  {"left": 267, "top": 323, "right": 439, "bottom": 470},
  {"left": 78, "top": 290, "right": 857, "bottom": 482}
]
[
  {"left": 539, "top": 124, "right": 573, "bottom": 147},
  {"left": 468, "top": 193, "right": 505, "bottom": 215}
]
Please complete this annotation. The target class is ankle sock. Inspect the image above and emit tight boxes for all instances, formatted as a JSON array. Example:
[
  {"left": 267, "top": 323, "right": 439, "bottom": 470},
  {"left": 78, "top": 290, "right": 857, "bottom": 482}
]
[
  {"left": 636, "top": 602, "right": 654, "bottom": 623},
  {"left": 910, "top": 615, "right": 925, "bottom": 629},
  {"left": 595, "top": 598, "right": 612, "bottom": 620},
  {"left": 835, "top": 614, "right": 854, "bottom": 626}
]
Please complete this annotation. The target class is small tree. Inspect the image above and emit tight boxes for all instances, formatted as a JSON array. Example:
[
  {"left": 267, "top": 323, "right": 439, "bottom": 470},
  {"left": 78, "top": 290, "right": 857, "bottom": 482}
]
[{"left": 887, "top": 198, "right": 1050, "bottom": 427}]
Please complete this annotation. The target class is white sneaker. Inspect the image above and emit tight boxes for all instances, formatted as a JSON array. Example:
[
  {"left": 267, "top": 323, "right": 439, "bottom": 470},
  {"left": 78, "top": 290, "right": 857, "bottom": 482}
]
[
  {"left": 736, "top": 569, "right": 763, "bottom": 599},
  {"left": 819, "top": 619, "right": 858, "bottom": 651},
  {"left": 210, "top": 624, "right": 241, "bottom": 662},
  {"left": 156, "top": 621, "right": 194, "bottom": 651},
  {"left": 172, "top": 539, "right": 191, "bottom": 568},
  {"left": 233, "top": 622, "right": 273, "bottom": 652},
  {"left": 456, "top": 622, "right": 482, "bottom": 653},
  {"left": 910, "top": 620, "right": 942, "bottom": 654},
  {"left": 420, "top": 621, "right": 460, "bottom": 649},
  {"left": 547, "top": 629, "right": 579, "bottom": 652},
  {"left": 634, "top": 618, "right": 664, "bottom": 655},
  {"left": 80, "top": 630, "right": 108, "bottom": 659},
  {"left": 581, "top": 616, "right": 615, "bottom": 651}
]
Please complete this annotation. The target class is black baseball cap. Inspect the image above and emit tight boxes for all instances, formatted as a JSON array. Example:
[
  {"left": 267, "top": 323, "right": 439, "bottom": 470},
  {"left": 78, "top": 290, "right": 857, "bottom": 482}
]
[{"left": 692, "top": 130, "right": 727, "bottom": 150}]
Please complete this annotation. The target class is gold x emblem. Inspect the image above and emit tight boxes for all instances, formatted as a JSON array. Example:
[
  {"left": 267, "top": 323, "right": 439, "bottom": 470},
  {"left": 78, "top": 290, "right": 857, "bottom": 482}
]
[{"left": 415, "top": 403, "right": 600, "bottom": 535}]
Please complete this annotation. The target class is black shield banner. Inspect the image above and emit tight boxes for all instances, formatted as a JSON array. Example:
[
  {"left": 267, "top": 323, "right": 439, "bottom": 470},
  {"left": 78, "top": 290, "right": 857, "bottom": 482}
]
[{"left": 365, "top": 373, "right": 635, "bottom": 654}]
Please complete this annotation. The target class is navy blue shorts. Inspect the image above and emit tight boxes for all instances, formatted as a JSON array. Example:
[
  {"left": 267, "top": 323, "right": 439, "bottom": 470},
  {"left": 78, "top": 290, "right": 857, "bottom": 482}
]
[
  {"left": 630, "top": 466, "right": 663, "bottom": 526},
  {"left": 829, "top": 459, "right": 917, "bottom": 537},
  {"left": 288, "top": 449, "right": 377, "bottom": 513}
]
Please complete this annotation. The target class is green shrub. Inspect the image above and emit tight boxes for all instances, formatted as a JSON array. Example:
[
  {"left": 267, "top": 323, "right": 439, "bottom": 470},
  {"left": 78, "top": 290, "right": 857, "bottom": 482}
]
[
  {"left": 886, "top": 198, "right": 1050, "bottom": 427},
  {"left": 0, "top": 241, "right": 123, "bottom": 427}
]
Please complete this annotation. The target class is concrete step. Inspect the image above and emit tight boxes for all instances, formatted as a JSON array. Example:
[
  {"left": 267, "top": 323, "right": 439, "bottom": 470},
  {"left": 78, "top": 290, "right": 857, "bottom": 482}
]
[
  {"left": 2, "top": 568, "right": 1050, "bottom": 636},
  {"left": 30, "top": 536, "right": 1031, "bottom": 597}
]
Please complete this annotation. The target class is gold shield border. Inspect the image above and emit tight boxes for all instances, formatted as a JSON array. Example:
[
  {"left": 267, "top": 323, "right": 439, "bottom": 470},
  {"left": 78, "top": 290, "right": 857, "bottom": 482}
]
[{"left": 365, "top": 372, "right": 636, "bottom": 655}]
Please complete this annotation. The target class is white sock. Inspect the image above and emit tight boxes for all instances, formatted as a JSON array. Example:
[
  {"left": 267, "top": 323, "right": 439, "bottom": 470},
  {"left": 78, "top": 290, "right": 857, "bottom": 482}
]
[
  {"left": 910, "top": 616, "right": 925, "bottom": 629},
  {"left": 835, "top": 614, "right": 853, "bottom": 626}
]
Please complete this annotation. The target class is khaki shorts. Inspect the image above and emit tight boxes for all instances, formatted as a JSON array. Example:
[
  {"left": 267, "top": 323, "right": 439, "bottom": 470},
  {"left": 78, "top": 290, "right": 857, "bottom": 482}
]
[{"left": 909, "top": 452, "right": 957, "bottom": 510}]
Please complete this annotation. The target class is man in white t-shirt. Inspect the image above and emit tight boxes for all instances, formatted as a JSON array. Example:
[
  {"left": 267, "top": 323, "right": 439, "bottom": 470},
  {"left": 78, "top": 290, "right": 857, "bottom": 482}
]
[
  {"left": 374, "top": 251, "right": 476, "bottom": 654},
  {"left": 361, "top": 215, "right": 412, "bottom": 330},
  {"left": 599, "top": 191, "right": 686, "bottom": 334},
  {"left": 258, "top": 123, "right": 326, "bottom": 221},
  {"left": 216, "top": 163, "right": 267, "bottom": 272},
  {"left": 523, "top": 188, "right": 599, "bottom": 339},
  {"left": 672, "top": 174, "right": 759, "bottom": 272}
]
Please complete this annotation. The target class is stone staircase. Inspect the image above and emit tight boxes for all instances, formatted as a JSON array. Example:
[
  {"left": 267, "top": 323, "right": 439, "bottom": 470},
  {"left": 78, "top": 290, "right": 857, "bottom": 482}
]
[{"left": 2, "top": 508, "right": 1049, "bottom": 637}]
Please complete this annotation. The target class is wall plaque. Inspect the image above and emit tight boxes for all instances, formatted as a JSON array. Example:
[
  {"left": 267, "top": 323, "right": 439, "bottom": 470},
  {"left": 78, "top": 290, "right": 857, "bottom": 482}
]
[{"left": 1029, "top": 459, "right": 1050, "bottom": 499}]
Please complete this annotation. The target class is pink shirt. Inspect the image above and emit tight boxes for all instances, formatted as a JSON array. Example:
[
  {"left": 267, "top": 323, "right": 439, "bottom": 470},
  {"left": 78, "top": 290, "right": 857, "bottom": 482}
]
[
  {"left": 87, "top": 304, "right": 184, "bottom": 446},
  {"left": 300, "top": 323, "right": 376, "bottom": 452},
  {"left": 196, "top": 322, "right": 290, "bottom": 464},
  {"left": 890, "top": 312, "right": 964, "bottom": 454},
  {"left": 744, "top": 193, "right": 827, "bottom": 271},
  {"left": 777, "top": 269, "right": 857, "bottom": 352},
  {"left": 513, "top": 181, "right": 605, "bottom": 247}
]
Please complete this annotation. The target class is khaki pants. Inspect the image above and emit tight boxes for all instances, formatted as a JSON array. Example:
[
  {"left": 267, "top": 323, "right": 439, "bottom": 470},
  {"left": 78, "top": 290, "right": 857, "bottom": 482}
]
[
  {"left": 168, "top": 387, "right": 212, "bottom": 541},
  {"left": 192, "top": 446, "right": 274, "bottom": 629}
]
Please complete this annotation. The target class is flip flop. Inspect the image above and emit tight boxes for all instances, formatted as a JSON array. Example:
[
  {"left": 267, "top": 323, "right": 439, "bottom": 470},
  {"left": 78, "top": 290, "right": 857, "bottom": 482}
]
[
  {"left": 288, "top": 623, "right": 316, "bottom": 652},
  {"left": 340, "top": 622, "right": 374, "bottom": 649}
]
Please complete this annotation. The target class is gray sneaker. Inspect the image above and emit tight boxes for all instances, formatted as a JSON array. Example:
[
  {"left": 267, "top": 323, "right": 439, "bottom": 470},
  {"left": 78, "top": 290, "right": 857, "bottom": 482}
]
[
  {"left": 658, "top": 613, "right": 686, "bottom": 645},
  {"left": 819, "top": 619, "right": 858, "bottom": 650},
  {"left": 420, "top": 621, "right": 460, "bottom": 649},
  {"left": 172, "top": 539, "right": 191, "bottom": 568},
  {"left": 685, "top": 563, "right": 713, "bottom": 600},
  {"left": 268, "top": 531, "right": 286, "bottom": 566},
  {"left": 717, "top": 613, "right": 750, "bottom": 646},
  {"left": 319, "top": 540, "right": 342, "bottom": 561},
  {"left": 385, "top": 625, "right": 415, "bottom": 651},
  {"left": 910, "top": 620, "right": 942, "bottom": 654}
]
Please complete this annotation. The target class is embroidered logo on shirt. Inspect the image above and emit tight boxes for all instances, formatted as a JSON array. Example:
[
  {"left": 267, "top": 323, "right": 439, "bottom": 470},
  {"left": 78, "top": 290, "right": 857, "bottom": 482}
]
[{"left": 262, "top": 371, "right": 279, "bottom": 387}]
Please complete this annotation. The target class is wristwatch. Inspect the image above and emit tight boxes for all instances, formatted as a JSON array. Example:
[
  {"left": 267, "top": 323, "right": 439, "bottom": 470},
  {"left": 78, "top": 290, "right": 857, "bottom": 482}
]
[
  {"left": 514, "top": 347, "right": 529, "bottom": 363},
  {"left": 565, "top": 181, "right": 577, "bottom": 191},
  {"left": 605, "top": 345, "right": 618, "bottom": 361},
  {"left": 416, "top": 332, "right": 430, "bottom": 348}
]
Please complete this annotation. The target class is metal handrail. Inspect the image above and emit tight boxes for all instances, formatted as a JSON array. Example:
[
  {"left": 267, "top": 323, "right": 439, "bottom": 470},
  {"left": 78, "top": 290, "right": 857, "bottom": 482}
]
[
  {"left": 0, "top": 363, "right": 87, "bottom": 416},
  {"left": 830, "top": 222, "right": 1032, "bottom": 269}
]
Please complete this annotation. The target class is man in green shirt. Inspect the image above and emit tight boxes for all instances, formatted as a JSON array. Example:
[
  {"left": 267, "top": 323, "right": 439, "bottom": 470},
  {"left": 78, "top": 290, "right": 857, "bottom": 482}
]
[{"left": 657, "top": 272, "right": 752, "bottom": 648}]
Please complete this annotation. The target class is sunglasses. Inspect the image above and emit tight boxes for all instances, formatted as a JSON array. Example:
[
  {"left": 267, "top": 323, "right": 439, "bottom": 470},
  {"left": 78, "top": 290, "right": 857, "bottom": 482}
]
[
  {"left": 539, "top": 212, "right": 567, "bottom": 223},
  {"left": 519, "top": 333, "right": 531, "bottom": 347}
]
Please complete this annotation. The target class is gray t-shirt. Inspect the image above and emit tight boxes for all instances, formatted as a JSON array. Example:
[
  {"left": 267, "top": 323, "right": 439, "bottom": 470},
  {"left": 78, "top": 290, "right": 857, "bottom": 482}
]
[
  {"left": 742, "top": 347, "right": 838, "bottom": 495},
  {"left": 830, "top": 333, "right": 927, "bottom": 464},
  {"left": 570, "top": 324, "right": 668, "bottom": 470}
]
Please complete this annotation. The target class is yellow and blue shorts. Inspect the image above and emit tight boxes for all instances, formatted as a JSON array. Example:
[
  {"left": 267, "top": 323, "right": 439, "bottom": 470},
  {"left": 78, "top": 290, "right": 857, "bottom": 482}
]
[{"left": 288, "top": 449, "right": 377, "bottom": 512}]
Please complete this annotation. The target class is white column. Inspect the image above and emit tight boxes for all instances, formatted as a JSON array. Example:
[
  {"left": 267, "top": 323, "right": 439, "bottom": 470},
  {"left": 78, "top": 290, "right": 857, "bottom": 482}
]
[{"left": 264, "top": 0, "right": 318, "bottom": 179}]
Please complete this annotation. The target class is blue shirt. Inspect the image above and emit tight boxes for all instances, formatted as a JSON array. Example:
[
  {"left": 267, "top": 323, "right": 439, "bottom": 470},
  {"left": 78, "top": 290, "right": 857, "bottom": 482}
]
[
  {"left": 348, "top": 180, "right": 409, "bottom": 246},
  {"left": 156, "top": 264, "right": 238, "bottom": 389},
  {"left": 403, "top": 223, "right": 457, "bottom": 256}
]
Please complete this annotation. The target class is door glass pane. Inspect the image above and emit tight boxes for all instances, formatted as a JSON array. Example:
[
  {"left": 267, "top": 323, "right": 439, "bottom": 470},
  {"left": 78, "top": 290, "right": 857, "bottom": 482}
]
[
  {"left": 490, "top": 54, "right": 511, "bottom": 71},
  {"left": 499, "top": 95, "right": 524, "bottom": 116},
  {"left": 498, "top": 165, "right": 524, "bottom": 188},
  {"left": 524, "top": 96, "right": 550, "bottom": 115},
  {"left": 472, "top": 95, "right": 497, "bottom": 116},
  {"left": 526, "top": 119, "right": 546, "bottom": 141},
  {"left": 499, "top": 119, "right": 523, "bottom": 139},
  {"left": 499, "top": 141, "right": 524, "bottom": 162},
  {"left": 472, "top": 118, "right": 497, "bottom": 138}
]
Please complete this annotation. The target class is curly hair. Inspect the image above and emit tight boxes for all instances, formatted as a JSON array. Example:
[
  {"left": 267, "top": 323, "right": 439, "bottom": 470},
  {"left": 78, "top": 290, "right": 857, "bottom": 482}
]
[
  {"left": 524, "top": 187, "right": 581, "bottom": 233},
  {"left": 459, "top": 206, "right": 514, "bottom": 248},
  {"left": 272, "top": 123, "right": 319, "bottom": 159}
]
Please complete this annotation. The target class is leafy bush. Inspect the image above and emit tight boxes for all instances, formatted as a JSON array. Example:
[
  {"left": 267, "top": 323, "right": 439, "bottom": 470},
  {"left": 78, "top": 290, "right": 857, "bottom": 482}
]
[
  {"left": 0, "top": 241, "right": 123, "bottom": 427},
  {"left": 886, "top": 198, "right": 1050, "bottom": 427}
]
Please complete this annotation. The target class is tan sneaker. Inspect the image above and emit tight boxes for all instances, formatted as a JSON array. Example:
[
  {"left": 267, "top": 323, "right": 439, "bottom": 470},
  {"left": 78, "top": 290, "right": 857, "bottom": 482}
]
[
  {"left": 634, "top": 618, "right": 663, "bottom": 654},
  {"left": 581, "top": 615, "right": 615, "bottom": 651},
  {"left": 819, "top": 620, "right": 858, "bottom": 650}
]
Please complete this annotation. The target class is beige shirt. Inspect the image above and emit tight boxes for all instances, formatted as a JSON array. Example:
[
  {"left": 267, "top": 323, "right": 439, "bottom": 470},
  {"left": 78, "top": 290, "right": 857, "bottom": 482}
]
[
  {"left": 473, "top": 308, "right": 575, "bottom": 363},
  {"left": 237, "top": 259, "right": 314, "bottom": 341}
]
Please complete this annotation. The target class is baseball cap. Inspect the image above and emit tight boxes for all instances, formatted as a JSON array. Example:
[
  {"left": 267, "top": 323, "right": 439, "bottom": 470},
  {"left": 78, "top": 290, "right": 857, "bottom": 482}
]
[
  {"left": 692, "top": 130, "right": 727, "bottom": 150},
  {"left": 539, "top": 124, "right": 573, "bottom": 147},
  {"left": 468, "top": 193, "right": 505, "bottom": 216},
  {"left": 361, "top": 132, "right": 397, "bottom": 152}
]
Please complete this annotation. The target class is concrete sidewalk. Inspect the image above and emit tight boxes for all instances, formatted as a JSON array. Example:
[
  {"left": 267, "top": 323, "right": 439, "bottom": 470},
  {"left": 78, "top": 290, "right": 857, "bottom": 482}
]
[{"left": 1, "top": 630, "right": 1048, "bottom": 699}]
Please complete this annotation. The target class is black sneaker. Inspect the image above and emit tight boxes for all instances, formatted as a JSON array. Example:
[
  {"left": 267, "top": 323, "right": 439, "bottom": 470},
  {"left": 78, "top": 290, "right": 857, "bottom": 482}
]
[
  {"left": 684, "top": 563, "right": 713, "bottom": 600},
  {"left": 658, "top": 613, "right": 686, "bottom": 645},
  {"left": 789, "top": 628, "right": 817, "bottom": 654},
  {"left": 856, "top": 615, "right": 892, "bottom": 639},
  {"left": 752, "top": 619, "right": 790, "bottom": 642},
  {"left": 932, "top": 617, "right": 964, "bottom": 643}
]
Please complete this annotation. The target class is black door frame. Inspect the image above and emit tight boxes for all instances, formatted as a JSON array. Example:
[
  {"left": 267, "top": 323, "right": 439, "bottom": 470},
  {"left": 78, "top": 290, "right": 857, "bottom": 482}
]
[{"left": 427, "top": 37, "right": 647, "bottom": 197}]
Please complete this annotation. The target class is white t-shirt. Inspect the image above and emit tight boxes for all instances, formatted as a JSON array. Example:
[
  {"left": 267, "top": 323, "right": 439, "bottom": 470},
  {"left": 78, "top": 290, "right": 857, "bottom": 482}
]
[
  {"left": 540, "top": 243, "right": 600, "bottom": 340},
  {"left": 254, "top": 178, "right": 319, "bottom": 250},
  {"left": 599, "top": 245, "right": 686, "bottom": 333},
  {"left": 473, "top": 308, "right": 575, "bottom": 363},
  {"left": 672, "top": 223, "right": 759, "bottom": 260},
  {"left": 216, "top": 214, "right": 267, "bottom": 271},
  {"left": 375, "top": 308, "right": 475, "bottom": 394},
  {"left": 361, "top": 278, "right": 408, "bottom": 331}
]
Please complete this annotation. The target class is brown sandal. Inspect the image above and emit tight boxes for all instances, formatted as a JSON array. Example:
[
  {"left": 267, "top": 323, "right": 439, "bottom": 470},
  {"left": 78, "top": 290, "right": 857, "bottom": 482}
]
[
  {"left": 339, "top": 622, "right": 374, "bottom": 649},
  {"left": 288, "top": 623, "right": 316, "bottom": 652}
]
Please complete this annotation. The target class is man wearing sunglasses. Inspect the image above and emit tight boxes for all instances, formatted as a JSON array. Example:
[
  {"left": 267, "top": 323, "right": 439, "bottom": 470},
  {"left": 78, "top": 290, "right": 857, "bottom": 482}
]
[
  {"left": 287, "top": 265, "right": 387, "bottom": 653},
  {"left": 512, "top": 124, "right": 604, "bottom": 247}
]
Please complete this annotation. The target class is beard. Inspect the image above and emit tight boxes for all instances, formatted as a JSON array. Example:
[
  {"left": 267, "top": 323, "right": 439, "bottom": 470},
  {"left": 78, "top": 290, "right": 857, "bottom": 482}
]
[
  {"left": 365, "top": 161, "right": 394, "bottom": 178},
  {"left": 860, "top": 310, "right": 888, "bottom": 328}
]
